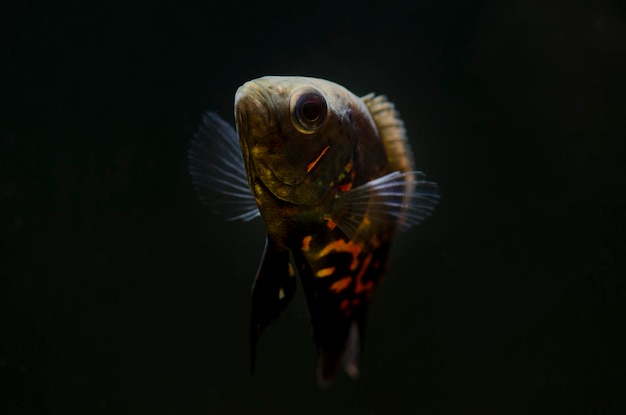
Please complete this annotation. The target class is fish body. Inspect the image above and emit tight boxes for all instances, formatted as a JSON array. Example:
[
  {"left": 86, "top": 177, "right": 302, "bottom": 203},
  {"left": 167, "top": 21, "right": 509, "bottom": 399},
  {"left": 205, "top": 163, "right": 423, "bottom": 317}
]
[{"left": 188, "top": 76, "right": 439, "bottom": 384}]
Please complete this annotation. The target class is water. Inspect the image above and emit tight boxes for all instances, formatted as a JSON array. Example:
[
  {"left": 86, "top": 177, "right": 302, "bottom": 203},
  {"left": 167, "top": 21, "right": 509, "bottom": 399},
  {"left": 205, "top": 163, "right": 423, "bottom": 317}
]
[{"left": 2, "top": 0, "right": 625, "bottom": 413}]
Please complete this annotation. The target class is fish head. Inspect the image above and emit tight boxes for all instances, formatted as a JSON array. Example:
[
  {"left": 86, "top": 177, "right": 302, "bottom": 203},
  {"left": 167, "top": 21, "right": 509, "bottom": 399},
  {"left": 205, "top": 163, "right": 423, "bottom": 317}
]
[{"left": 235, "top": 76, "right": 372, "bottom": 206}]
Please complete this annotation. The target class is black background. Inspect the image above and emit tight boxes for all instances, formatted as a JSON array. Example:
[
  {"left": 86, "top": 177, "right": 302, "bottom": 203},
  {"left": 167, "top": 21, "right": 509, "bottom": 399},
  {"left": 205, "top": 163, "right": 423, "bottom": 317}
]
[{"left": 2, "top": 0, "right": 625, "bottom": 413}]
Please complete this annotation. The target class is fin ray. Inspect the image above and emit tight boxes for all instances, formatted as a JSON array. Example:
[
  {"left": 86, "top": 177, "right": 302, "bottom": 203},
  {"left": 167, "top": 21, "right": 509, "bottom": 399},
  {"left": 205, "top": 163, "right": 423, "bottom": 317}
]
[
  {"left": 329, "top": 171, "right": 440, "bottom": 241},
  {"left": 188, "top": 111, "right": 260, "bottom": 221}
]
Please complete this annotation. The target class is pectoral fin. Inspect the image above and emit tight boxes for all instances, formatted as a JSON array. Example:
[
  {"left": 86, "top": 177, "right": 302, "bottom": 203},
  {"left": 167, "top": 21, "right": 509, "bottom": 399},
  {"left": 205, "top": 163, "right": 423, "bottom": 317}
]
[
  {"left": 329, "top": 170, "right": 440, "bottom": 242},
  {"left": 250, "top": 235, "right": 297, "bottom": 373},
  {"left": 188, "top": 111, "right": 260, "bottom": 221}
]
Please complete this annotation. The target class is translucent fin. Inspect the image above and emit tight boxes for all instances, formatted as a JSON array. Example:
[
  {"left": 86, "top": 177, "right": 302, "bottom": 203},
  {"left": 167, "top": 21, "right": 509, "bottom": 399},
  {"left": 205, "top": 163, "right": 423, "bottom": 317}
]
[
  {"left": 188, "top": 111, "right": 260, "bottom": 221},
  {"left": 342, "top": 322, "right": 360, "bottom": 379},
  {"left": 329, "top": 171, "right": 439, "bottom": 241}
]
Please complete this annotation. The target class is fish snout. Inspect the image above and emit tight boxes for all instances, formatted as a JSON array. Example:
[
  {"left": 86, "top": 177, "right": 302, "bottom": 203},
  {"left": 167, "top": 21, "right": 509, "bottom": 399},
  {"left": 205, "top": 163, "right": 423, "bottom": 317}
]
[{"left": 234, "top": 81, "right": 274, "bottom": 140}]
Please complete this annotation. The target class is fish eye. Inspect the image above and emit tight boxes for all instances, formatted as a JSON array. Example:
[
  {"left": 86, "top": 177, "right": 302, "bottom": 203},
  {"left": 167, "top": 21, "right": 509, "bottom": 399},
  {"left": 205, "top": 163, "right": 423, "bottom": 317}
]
[{"left": 290, "top": 88, "right": 328, "bottom": 133}]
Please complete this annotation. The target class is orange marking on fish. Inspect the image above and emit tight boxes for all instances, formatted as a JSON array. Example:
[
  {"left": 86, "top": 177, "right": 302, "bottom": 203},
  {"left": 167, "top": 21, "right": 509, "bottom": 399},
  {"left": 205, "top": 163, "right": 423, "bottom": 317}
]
[
  {"left": 326, "top": 218, "right": 337, "bottom": 230},
  {"left": 302, "top": 235, "right": 312, "bottom": 251},
  {"left": 317, "top": 239, "right": 361, "bottom": 271},
  {"left": 337, "top": 182, "right": 352, "bottom": 192},
  {"left": 316, "top": 266, "right": 336, "bottom": 278},
  {"left": 354, "top": 253, "right": 374, "bottom": 297},
  {"left": 330, "top": 276, "right": 352, "bottom": 293},
  {"left": 287, "top": 263, "right": 295, "bottom": 277},
  {"left": 318, "top": 239, "right": 360, "bottom": 257},
  {"left": 306, "top": 145, "right": 330, "bottom": 173}
]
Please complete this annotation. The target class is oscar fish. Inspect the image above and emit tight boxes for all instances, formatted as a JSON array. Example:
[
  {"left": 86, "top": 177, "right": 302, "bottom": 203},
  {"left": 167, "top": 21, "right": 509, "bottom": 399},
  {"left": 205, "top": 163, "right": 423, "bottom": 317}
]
[{"left": 188, "top": 76, "right": 439, "bottom": 385}]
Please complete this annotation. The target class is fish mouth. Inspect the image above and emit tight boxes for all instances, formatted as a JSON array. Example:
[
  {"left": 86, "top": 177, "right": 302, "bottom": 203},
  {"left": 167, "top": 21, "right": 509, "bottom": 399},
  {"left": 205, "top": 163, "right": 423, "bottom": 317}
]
[
  {"left": 235, "top": 81, "right": 272, "bottom": 182},
  {"left": 235, "top": 81, "right": 278, "bottom": 137},
  {"left": 236, "top": 83, "right": 264, "bottom": 131},
  {"left": 235, "top": 81, "right": 272, "bottom": 122}
]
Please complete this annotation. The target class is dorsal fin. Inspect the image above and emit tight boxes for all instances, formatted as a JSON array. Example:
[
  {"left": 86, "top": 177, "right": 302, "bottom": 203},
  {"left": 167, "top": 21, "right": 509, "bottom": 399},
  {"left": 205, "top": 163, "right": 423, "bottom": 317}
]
[
  {"left": 361, "top": 93, "right": 424, "bottom": 231},
  {"left": 362, "top": 93, "right": 415, "bottom": 174}
]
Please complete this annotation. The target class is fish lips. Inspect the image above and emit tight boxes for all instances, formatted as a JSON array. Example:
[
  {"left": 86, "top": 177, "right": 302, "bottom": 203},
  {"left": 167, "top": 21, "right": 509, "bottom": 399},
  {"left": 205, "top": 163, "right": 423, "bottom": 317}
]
[
  {"left": 235, "top": 82, "right": 272, "bottom": 181},
  {"left": 235, "top": 81, "right": 272, "bottom": 144}
]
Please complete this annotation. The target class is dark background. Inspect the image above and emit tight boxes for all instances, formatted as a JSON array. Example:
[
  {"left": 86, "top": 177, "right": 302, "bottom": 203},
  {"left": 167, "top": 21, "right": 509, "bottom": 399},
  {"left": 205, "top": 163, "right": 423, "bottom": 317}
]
[{"left": 2, "top": 0, "right": 625, "bottom": 413}]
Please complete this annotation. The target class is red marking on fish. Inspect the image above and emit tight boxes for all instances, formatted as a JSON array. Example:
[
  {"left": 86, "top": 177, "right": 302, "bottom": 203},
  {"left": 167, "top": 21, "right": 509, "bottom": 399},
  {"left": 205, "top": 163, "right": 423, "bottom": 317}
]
[{"left": 306, "top": 145, "right": 330, "bottom": 173}]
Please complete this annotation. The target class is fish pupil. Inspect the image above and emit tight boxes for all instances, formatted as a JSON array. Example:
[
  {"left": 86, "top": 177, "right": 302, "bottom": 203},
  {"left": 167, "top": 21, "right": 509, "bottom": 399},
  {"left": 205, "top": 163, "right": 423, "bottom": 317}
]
[{"left": 302, "top": 101, "right": 321, "bottom": 121}]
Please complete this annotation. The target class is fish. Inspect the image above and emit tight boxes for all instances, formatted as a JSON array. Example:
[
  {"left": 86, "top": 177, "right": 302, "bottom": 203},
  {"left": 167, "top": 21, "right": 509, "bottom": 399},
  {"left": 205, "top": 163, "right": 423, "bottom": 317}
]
[{"left": 188, "top": 76, "right": 439, "bottom": 385}]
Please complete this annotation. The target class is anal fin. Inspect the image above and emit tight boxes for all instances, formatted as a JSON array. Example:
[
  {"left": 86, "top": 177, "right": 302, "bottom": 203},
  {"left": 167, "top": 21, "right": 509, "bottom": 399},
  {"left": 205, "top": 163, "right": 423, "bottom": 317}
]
[{"left": 250, "top": 235, "right": 297, "bottom": 373}]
